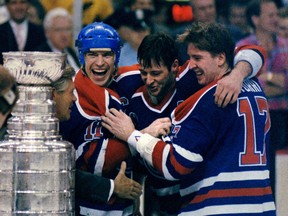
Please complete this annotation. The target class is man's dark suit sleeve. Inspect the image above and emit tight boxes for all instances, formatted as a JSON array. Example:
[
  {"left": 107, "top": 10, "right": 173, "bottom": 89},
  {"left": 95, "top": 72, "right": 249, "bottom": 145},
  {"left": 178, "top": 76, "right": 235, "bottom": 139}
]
[{"left": 75, "top": 169, "right": 112, "bottom": 203}]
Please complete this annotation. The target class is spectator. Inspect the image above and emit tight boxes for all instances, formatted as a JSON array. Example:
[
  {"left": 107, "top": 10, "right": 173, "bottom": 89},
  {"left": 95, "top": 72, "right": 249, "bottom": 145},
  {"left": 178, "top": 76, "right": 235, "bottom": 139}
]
[
  {"left": 237, "top": 0, "right": 288, "bottom": 196},
  {"left": 177, "top": 0, "right": 252, "bottom": 63},
  {"left": 0, "top": 0, "right": 46, "bottom": 64},
  {"left": 123, "top": 0, "right": 171, "bottom": 35},
  {"left": 36, "top": 7, "right": 80, "bottom": 72},
  {"left": 101, "top": 22, "right": 276, "bottom": 215},
  {"left": 225, "top": 1, "right": 252, "bottom": 42},
  {"left": 190, "top": 0, "right": 217, "bottom": 24},
  {"left": 278, "top": 6, "right": 288, "bottom": 38},
  {"left": 105, "top": 9, "right": 150, "bottom": 67},
  {"left": 149, "top": 0, "right": 171, "bottom": 34},
  {"left": 0, "top": 65, "right": 18, "bottom": 139},
  {"left": 39, "top": 0, "right": 114, "bottom": 27},
  {"left": 27, "top": 0, "right": 46, "bottom": 25},
  {"left": 176, "top": 0, "right": 219, "bottom": 64}
]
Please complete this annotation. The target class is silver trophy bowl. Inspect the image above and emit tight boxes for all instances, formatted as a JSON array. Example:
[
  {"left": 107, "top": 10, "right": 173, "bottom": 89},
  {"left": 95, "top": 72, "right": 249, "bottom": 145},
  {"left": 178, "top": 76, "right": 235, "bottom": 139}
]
[
  {"left": 0, "top": 52, "right": 75, "bottom": 215},
  {"left": 3, "top": 51, "right": 66, "bottom": 85}
]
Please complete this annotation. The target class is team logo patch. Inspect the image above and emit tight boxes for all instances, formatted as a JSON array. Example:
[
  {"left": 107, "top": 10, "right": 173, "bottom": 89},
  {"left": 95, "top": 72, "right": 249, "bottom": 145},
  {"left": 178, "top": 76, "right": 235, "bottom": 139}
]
[
  {"left": 120, "top": 97, "right": 129, "bottom": 106},
  {"left": 135, "top": 136, "right": 140, "bottom": 141},
  {"left": 171, "top": 125, "right": 181, "bottom": 139}
]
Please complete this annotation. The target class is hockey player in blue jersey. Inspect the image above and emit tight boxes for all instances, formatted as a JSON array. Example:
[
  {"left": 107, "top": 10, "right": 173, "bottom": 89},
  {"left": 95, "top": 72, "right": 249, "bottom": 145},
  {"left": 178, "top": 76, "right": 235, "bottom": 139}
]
[
  {"left": 59, "top": 22, "right": 266, "bottom": 215},
  {"left": 108, "top": 33, "right": 266, "bottom": 215},
  {"left": 101, "top": 22, "right": 276, "bottom": 215},
  {"left": 59, "top": 22, "right": 145, "bottom": 216}
]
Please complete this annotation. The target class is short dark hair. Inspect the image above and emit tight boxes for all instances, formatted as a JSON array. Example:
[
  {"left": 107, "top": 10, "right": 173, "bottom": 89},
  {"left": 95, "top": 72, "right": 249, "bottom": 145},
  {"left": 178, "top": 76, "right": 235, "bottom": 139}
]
[
  {"left": 246, "top": 0, "right": 276, "bottom": 29},
  {"left": 137, "top": 32, "right": 178, "bottom": 70},
  {"left": 177, "top": 22, "right": 235, "bottom": 68}
]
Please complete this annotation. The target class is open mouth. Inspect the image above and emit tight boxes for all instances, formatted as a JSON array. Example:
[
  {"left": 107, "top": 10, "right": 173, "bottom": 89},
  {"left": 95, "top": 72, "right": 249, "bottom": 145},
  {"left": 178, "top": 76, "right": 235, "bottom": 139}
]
[
  {"left": 194, "top": 69, "right": 203, "bottom": 77},
  {"left": 148, "top": 86, "right": 158, "bottom": 94},
  {"left": 91, "top": 69, "right": 107, "bottom": 76}
]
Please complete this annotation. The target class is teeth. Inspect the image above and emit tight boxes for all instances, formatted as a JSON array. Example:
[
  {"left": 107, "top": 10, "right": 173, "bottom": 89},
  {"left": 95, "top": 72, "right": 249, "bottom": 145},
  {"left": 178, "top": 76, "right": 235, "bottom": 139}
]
[
  {"left": 91, "top": 69, "right": 107, "bottom": 76},
  {"left": 195, "top": 71, "right": 202, "bottom": 76}
]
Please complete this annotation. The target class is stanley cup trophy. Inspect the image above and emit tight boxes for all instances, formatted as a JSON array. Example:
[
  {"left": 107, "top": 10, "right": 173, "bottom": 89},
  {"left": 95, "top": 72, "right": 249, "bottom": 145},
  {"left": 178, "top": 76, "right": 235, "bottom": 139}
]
[{"left": 0, "top": 52, "right": 75, "bottom": 215}]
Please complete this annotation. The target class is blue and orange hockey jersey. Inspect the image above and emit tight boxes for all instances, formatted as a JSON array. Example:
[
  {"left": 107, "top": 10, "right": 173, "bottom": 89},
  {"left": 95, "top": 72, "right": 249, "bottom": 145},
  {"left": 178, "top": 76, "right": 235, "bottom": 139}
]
[{"left": 60, "top": 70, "right": 134, "bottom": 216}]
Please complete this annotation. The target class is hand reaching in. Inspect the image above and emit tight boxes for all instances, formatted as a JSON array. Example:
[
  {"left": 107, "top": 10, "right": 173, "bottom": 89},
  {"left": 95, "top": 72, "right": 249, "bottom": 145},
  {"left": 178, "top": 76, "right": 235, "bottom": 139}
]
[
  {"left": 101, "top": 108, "right": 135, "bottom": 141},
  {"left": 113, "top": 161, "right": 142, "bottom": 200},
  {"left": 102, "top": 108, "right": 172, "bottom": 141},
  {"left": 141, "top": 117, "right": 171, "bottom": 137}
]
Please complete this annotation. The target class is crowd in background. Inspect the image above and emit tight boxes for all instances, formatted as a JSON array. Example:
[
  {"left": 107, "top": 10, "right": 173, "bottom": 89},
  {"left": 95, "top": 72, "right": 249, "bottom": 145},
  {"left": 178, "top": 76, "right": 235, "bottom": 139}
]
[
  {"left": 0, "top": 0, "right": 287, "bottom": 215},
  {"left": 1, "top": 0, "right": 288, "bottom": 52}
]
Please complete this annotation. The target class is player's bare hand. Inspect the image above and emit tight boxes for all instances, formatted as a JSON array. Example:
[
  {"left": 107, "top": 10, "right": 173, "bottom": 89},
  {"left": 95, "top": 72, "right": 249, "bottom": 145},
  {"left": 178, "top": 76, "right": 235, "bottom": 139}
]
[
  {"left": 114, "top": 161, "right": 142, "bottom": 200},
  {"left": 141, "top": 117, "right": 171, "bottom": 137},
  {"left": 214, "top": 70, "right": 243, "bottom": 108},
  {"left": 101, "top": 108, "right": 135, "bottom": 141}
]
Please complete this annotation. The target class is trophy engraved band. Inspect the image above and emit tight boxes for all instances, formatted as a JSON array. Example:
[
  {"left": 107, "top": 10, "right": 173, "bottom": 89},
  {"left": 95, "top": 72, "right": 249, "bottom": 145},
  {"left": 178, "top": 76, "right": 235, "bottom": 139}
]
[{"left": 0, "top": 52, "right": 75, "bottom": 215}]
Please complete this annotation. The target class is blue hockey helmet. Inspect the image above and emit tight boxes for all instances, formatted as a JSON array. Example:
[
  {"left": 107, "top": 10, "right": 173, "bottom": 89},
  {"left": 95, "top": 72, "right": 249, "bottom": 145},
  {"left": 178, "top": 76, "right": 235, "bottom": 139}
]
[{"left": 75, "top": 22, "right": 123, "bottom": 66}]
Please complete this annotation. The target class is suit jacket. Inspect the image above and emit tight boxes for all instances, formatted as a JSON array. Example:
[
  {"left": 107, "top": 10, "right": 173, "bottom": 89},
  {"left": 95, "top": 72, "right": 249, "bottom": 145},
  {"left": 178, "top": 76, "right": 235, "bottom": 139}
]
[
  {"left": 35, "top": 42, "right": 81, "bottom": 69},
  {"left": 76, "top": 169, "right": 112, "bottom": 203},
  {"left": 0, "top": 20, "right": 46, "bottom": 64}
]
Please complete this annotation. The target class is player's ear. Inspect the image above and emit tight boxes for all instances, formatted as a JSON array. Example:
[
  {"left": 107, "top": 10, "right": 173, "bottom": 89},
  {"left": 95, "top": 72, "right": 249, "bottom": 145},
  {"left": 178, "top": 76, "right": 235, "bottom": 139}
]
[{"left": 217, "top": 52, "right": 226, "bottom": 67}]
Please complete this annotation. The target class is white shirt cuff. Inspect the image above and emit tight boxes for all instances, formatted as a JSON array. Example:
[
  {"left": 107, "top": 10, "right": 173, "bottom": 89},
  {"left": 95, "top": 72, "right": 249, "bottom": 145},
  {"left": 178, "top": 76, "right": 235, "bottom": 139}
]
[
  {"left": 127, "top": 130, "right": 143, "bottom": 150},
  {"left": 108, "top": 179, "right": 114, "bottom": 201},
  {"left": 128, "top": 132, "right": 159, "bottom": 165}
]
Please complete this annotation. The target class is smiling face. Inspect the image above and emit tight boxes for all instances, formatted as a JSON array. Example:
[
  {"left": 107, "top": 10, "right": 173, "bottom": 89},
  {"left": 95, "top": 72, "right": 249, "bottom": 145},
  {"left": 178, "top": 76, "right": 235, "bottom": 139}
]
[
  {"left": 187, "top": 43, "right": 226, "bottom": 86},
  {"left": 84, "top": 50, "right": 116, "bottom": 87},
  {"left": 140, "top": 60, "right": 177, "bottom": 104}
]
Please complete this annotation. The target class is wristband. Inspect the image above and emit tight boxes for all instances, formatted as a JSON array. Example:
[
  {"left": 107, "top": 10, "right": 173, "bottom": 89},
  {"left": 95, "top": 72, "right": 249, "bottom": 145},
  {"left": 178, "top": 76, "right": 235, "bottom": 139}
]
[
  {"left": 127, "top": 130, "right": 143, "bottom": 150},
  {"left": 127, "top": 131, "right": 158, "bottom": 165},
  {"left": 136, "top": 133, "right": 159, "bottom": 165}
]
